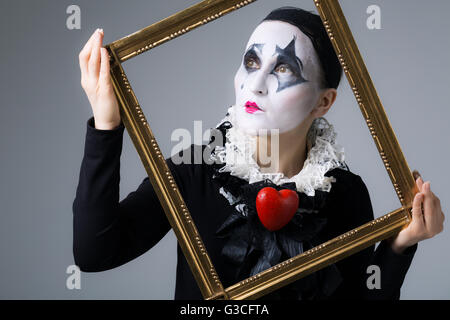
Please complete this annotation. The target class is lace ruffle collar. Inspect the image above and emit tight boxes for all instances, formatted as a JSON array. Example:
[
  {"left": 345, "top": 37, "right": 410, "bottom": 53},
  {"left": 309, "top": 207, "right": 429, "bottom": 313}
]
[{"left": 209, "top": 105, "right": 348, "bottom": 196}]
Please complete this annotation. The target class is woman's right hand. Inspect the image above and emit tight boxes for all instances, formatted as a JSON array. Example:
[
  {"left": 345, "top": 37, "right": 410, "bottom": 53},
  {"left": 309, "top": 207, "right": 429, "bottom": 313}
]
[{"left": 79, "top": 28, "right": 121, "bottom": 130}]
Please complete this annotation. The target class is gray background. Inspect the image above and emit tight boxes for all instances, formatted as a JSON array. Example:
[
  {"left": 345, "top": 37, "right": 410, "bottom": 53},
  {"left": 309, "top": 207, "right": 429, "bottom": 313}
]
[{"left": 0, "top": 0, "right": 448, "bottom": 299}]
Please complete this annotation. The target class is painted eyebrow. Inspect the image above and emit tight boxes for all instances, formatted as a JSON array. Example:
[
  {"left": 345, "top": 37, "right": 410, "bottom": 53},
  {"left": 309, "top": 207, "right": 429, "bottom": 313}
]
[
  {"left": 244, "top": 48, "right": 259, "bottom": 61},
  {"left": 243, "top": 43, "right": 265, "bottom": 59},
  {"left": 272, "top": 37, "right": 304, "bottom": 72},
  {"left": 243, "top": 41, "right": 305, "bottom": 76}
]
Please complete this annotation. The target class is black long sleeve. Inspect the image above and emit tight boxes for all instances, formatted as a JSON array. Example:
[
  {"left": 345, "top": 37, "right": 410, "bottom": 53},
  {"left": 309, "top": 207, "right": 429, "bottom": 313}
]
[
  {"left": 72, "top": 116, "right": 417, "bottom": 299},
  {"left": 72, "top": 117, "right": 173, "bottom": 271},
  {"left": 324, "top": 173, "right": 417, "bottom": 300}
]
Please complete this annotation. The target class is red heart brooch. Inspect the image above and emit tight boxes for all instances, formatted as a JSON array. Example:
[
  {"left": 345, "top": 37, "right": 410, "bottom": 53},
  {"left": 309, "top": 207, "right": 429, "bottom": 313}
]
[{"left": 256, "top": 187, "right": 299, "bottom": 231}]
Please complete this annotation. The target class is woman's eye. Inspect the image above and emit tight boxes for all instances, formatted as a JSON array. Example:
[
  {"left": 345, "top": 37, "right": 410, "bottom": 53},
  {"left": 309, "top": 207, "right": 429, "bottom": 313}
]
[
  {"left": 245, "top": 58, "right": 259, "bottom": 69},
  {"left": 275, "top": 64, "right": 293, "bottom": 75}
]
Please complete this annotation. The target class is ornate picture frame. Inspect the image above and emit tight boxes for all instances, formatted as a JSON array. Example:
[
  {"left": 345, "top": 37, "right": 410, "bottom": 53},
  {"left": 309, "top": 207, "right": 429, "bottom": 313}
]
[{"left": 104, "top": 0, "right": 418, "bottom": 300}]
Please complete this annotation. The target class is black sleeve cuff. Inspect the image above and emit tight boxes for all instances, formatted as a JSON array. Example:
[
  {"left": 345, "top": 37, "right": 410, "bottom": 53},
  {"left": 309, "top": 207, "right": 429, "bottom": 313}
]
[
  {"left": 377, "top": 239, "right": 418, "bottom": 261},
  {"left": 84, "top": 116, "right": 125, "bottom": 159},
  {"left": 86, "top": 116, "right": 125, "bottom": 135},
  {"left": 372, "top": 239, "right": 418, "bottom": 294}
]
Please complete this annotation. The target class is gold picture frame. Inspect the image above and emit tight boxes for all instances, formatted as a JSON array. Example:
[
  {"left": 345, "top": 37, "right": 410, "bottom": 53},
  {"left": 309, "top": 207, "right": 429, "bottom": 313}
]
[{"left": 104, "top": 0, "right": 418, "bottom": 300}]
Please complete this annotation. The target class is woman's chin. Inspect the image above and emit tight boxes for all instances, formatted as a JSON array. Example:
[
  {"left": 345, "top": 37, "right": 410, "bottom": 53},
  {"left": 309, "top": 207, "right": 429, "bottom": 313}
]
[
  {"left": 234, "top": 122, "right": 258, "bottom": 136},
  {"left": 235, "top": 113, "right": 265, "bottom": 136},
  {"left": 235, "top": 123, "right": 276, "bottom": 137}
]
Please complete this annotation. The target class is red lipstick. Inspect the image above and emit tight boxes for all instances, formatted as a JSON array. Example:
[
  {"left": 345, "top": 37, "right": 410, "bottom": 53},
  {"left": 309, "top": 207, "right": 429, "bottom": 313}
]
[{"left": 245, "top": 101, "right": 263, "bottom": 114}]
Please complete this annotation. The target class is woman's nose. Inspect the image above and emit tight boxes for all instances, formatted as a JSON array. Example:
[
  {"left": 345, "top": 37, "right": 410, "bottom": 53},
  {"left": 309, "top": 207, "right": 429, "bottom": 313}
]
[{"left": 249, "top": 72, "right": 268, "bottom": 96}]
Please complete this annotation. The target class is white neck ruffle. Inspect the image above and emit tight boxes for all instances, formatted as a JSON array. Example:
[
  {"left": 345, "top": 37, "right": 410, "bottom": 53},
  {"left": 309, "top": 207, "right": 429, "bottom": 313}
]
[{"left": 209, "top": 105, "right": 348, "bottom": 197}]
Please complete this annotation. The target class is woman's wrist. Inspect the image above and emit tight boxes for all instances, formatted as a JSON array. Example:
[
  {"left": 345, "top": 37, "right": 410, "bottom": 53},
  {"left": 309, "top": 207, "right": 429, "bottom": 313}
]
[
  {"left": 390, "top": 242, "right": 408, "bottom": 255},
  {"left": 387, "top": 236, "right": 416, "bottom": 255}
]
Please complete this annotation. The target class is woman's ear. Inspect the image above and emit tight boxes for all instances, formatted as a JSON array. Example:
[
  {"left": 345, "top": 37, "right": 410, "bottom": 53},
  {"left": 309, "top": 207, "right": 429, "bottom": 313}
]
[{"left": 311, "top": 88, "right": 337, "bottom": 117}]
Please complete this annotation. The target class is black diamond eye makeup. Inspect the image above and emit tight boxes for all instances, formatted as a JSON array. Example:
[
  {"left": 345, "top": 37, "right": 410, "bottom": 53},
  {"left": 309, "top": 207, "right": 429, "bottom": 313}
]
[
  {"left": 242, "top": 36, "right": 308, "bottom": 92},
  {"left": 270, "top": 37, "right": 308, "bottom": 92}
]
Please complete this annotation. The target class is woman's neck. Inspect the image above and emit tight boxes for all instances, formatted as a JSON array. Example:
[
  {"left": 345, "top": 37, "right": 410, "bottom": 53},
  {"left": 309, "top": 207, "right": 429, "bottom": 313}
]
[{"left": 254, "top": 117, "right": 314, "bottom": 179}]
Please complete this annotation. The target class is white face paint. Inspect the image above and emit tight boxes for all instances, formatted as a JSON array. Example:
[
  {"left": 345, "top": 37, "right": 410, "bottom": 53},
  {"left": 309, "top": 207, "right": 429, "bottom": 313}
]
[{"left": 233, "top": 20, "right": 324, "bottom": 135}]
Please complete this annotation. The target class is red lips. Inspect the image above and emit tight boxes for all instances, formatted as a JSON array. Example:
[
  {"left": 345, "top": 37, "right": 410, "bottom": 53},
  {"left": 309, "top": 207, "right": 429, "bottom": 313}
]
[
  {"left": 245, "top": 101, "right": 260, "bottom": 109},
  {"left": 245, "top": 101, "right": 263, "bottom": 114}
]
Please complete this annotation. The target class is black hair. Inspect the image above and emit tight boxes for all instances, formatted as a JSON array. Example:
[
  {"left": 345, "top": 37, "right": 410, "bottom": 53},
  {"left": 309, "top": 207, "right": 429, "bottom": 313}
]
[{"left": 262, "top": 6, "right": 342, "bottom": 89}]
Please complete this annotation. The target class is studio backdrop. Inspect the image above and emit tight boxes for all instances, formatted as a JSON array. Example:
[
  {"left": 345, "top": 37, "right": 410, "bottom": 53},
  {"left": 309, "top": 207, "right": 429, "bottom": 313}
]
[{"left": 0, "top": 0, "right": 448, "bottom": 299}]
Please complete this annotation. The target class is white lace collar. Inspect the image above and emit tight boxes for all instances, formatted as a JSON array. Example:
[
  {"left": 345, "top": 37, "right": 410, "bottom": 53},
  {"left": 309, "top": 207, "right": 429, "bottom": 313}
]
[{"left": 209, "top": 105, "right": 347, "bottom": 197}]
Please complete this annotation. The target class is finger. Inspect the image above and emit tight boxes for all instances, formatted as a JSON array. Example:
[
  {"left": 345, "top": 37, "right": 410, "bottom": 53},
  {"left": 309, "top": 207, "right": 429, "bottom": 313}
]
[
  {"left": 79, "top": 29, "right": 101, "bottom": 75},
  {"left": 88, "top": 29, "right": 103, "bottom": 80},
  {"left": 422, "top": 182, "right": 439, "bottom": 233},
  {"left": 427, "top": 186, "right": 444, "bottom": 234},
  {"left": 412, "top": 170, "right": 424, "bottom": 193},
  {"left": 412, "top": 170, "right": 421, "bottom": 181},
  {"left": 410, "top": 192, "right": 425, "bottom": 229},
  {"left": 81, "top": 28, "right": 100, "bottom": 53},
  {"left": 99, "top": 47, "right": 111, "bottom": 86},
  {"left": 417, "top": 176, "right": 424, "bottom": 192}
]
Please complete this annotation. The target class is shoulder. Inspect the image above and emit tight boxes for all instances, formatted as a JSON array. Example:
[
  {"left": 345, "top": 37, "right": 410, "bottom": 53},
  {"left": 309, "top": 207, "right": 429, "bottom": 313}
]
[
  {"left": 323, "top": 167, "right": 374, "bottom": 229},
  {"left": 167, "top": 143, "right": 212, "bottom": 169},
  {"left": 165, "top": 143, "right": 215, "bottom": 191},
  {"left": 325, "top": 167, "right": 369, "bottom": 196}
]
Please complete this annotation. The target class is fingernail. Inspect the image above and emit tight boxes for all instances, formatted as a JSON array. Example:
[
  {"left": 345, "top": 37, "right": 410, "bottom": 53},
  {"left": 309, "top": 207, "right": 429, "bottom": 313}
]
[
  {"left": 412, "top": 170, "right": 421, "bottom": 180},
  {"left": 99, "top": 28, "right": 104, "bottom": 34}
]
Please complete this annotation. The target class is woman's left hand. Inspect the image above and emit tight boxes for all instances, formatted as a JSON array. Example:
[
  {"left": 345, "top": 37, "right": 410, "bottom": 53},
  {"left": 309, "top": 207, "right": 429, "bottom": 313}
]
[{"left": 388, "top": 171, "right": 445, "bottom": 254}]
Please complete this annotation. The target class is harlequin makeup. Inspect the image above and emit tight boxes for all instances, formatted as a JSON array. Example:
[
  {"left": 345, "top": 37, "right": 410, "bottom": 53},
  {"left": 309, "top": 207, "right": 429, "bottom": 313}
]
[{"left": 234, "top": 20, "right": 324, "bottom": 136}]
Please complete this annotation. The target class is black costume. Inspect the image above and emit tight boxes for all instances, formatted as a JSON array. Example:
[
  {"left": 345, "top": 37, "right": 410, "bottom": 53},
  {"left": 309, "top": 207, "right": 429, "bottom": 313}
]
[{"left": 72, "top": 116, "right": 417, "bottom": 300}]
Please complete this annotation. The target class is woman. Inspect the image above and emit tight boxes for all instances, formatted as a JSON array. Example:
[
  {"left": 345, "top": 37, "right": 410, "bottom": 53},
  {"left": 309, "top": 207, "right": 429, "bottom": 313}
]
[{"left": 74, "top": 7, "right": 444, "bottom": 299}]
